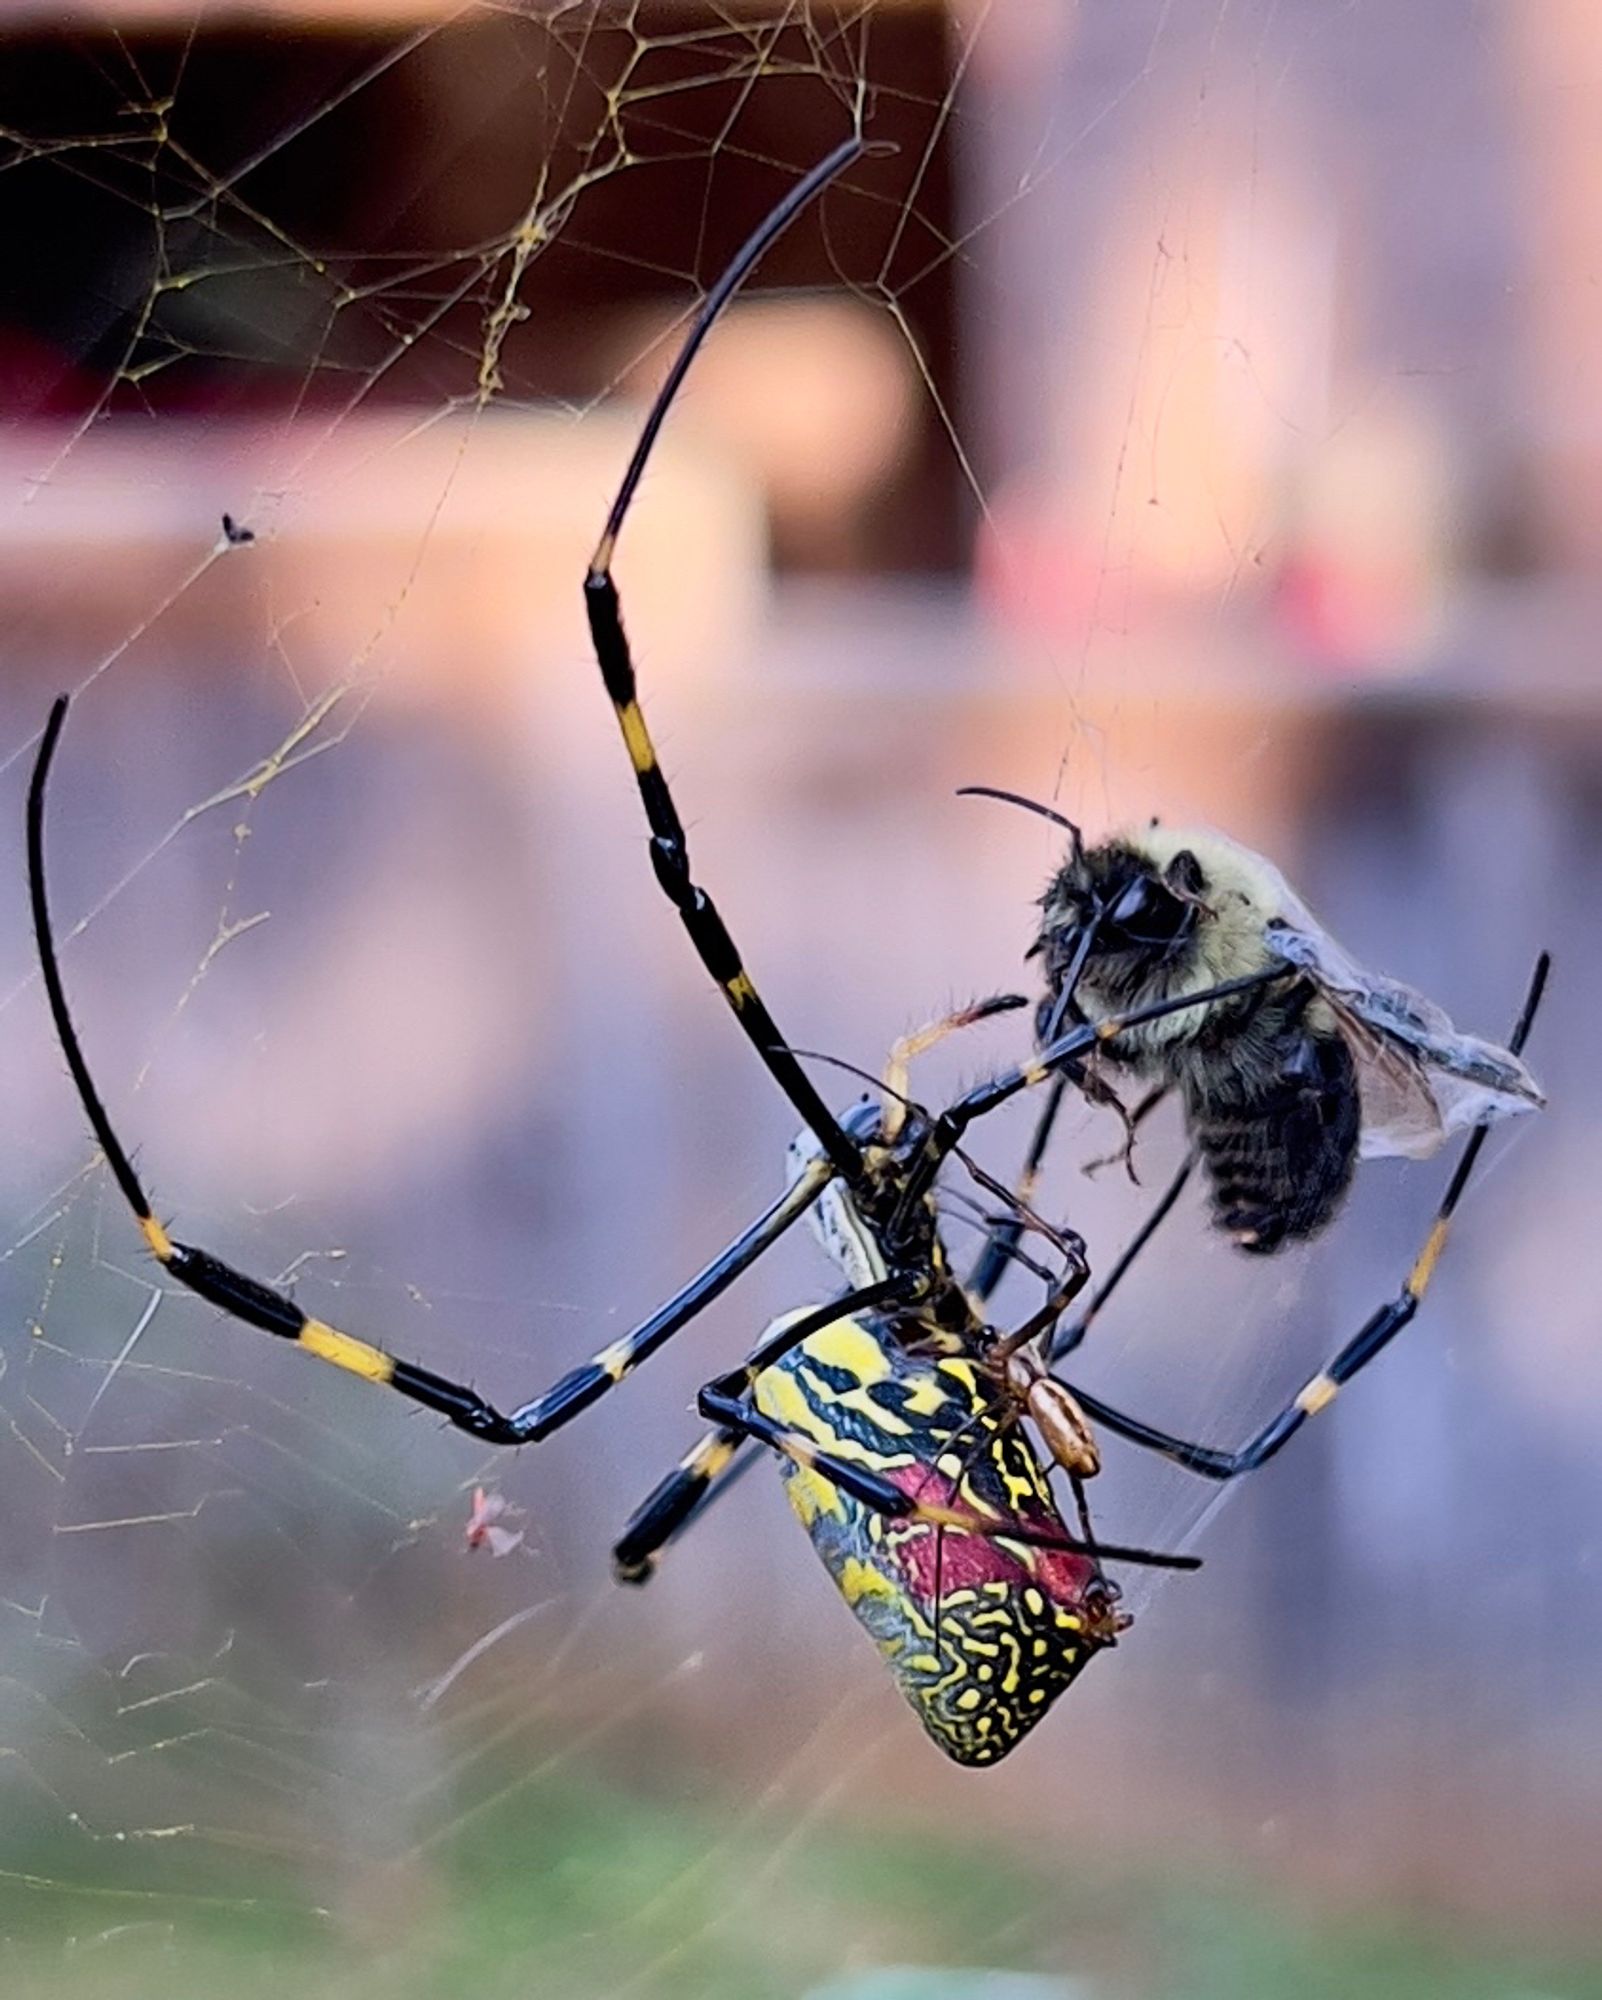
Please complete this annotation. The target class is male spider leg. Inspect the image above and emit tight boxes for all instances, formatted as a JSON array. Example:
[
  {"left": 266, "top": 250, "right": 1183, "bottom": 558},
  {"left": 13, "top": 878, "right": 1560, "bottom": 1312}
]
[
  {"left": 583, "top": 137, "right": 866, "bottom": 1186},
  {"left": 1066, "top": 953, "right": 1551, "bottom": 1481},
  {"left": 1046, "top": 1152, "right": 1196, "bottom": 1366},
  {"left": 970, "top": 1080, "right": 1174, "bottom": 1309},
  {"left": 29, "top": 694, "right": 832, "bottom": 1443},
  {"left": 966, "top": 1075, "right": 1068, "bottom": 1304},
  {"left": 937, "top": 1152, "right": 1193, "bottom": 1491}
]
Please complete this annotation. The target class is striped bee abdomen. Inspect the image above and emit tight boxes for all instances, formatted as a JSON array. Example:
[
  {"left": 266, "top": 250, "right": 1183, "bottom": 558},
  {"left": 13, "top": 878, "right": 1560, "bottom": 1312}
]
[{"left": 1185, "top": 1021, "right": 1361, "bottom": 1253}]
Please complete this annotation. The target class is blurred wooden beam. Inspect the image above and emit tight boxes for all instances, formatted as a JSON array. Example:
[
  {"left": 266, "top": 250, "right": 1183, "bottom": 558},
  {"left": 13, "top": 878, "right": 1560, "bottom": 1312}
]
[{"left": 5, "top": 0, "right": 946, "bottom": 22}]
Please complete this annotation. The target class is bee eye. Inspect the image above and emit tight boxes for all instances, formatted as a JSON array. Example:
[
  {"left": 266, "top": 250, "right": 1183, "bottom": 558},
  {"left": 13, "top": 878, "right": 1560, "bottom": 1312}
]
[
  {"left": 1101, "top": 872, "right": 1193, "bottom": 951},
  {"left": 1109, "top": 878, "right": 1152, "bottom": 927}
]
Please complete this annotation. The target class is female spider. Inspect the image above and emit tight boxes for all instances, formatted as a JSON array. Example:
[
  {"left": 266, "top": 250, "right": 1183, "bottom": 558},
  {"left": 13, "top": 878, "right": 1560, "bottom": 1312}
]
[{"left": 30, "top": 676, "right": 1242, "bottom": 1766}]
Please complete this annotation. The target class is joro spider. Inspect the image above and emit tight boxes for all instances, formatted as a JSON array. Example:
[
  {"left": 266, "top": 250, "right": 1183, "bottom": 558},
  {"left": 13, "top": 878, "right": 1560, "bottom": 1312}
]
[
  {"left": 28, "top": 136, "right": 1548, "bottom": 1765},
  {"left": 29, "top": 686, "right": 1233, "bottom": 1766}
]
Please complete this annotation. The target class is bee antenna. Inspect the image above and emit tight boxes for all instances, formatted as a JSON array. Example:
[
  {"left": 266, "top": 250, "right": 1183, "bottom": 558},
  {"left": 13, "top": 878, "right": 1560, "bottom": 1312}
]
[{"left": 956, "top": 786, "right": 1084, "bottom": 865}]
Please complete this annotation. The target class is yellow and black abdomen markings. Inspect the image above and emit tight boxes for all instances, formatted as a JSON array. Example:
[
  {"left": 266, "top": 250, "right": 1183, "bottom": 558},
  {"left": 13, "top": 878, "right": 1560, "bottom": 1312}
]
[
  {"left": 757, "top": 1320, "right": 1112, "bottom": 1766},
  {"left": 890, "top": 1581, "right": 1096, "bottom": 1767}
]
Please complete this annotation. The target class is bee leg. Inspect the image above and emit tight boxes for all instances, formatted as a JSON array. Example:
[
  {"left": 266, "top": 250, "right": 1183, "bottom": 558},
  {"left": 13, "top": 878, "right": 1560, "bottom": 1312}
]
[{"left": 1081, "top": 1083, "right": 1170, "bottom": 1183}]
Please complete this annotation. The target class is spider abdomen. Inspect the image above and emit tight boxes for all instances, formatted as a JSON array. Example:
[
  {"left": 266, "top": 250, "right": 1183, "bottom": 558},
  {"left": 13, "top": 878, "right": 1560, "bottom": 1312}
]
[{"left": 755, "top": 1317, "right": 1117, "bottom": 1766}]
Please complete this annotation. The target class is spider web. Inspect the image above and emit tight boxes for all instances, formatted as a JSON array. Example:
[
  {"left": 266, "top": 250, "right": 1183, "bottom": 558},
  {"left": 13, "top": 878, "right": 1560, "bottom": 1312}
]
[{"left": 2, "top": 5, "right": 1599, "bottom": 1998}]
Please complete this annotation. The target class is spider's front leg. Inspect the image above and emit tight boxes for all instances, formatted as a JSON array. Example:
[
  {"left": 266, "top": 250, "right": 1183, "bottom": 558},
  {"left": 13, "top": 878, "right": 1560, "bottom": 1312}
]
[{"left": 579, "top": 138, "right": 866, "bottom": 1185}]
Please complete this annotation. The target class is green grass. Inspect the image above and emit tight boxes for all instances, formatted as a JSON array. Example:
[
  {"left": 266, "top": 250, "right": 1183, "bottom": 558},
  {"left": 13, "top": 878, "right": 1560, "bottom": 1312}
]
[{"left": 3, "top": 1764, "right": 1601, "bottom": 2000}]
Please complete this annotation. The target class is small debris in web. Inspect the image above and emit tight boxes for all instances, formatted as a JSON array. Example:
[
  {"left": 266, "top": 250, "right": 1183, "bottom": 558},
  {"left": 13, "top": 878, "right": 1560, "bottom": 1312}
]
[
  {"left": 220, "top": 513, "right": 255, "bottom": 546},
  {"left": 464, "top": 1486, "right": 525, "bottom": 1557}
]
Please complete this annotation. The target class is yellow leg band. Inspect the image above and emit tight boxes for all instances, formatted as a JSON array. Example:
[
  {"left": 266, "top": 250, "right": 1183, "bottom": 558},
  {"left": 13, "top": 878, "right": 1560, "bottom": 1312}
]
[
  {"left": 725, "top": 970, "right": 758, "bottom": 1009},
  {"left": 141, "top": 1216, "right": 174, "bottom": 1262},
  {"left": 299, "top": 1319, "right": 396, "bottom": 1385},
  {"left": 1407, "top": 1219, "right": 1449, "bottom": 1298},
  {"left": 1295, "top": 1373, "right": 1339, "bottom": 1417},
  {"left": 687, "top": 1434, "right": 739, "bottom": 1480},
  {"left": 594, "top": 1339, "right": 633, "bottom": 1382},
  {"left": 616, "top": 700, "right": 656, "bottom": 775}
]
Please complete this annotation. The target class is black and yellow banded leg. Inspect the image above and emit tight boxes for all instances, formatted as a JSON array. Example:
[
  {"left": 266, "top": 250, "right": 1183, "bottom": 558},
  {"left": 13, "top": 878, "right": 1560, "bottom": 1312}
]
[
  {"left": 27, "top": 693, "right": 837, "bottom": 1447},
  {"left": 506, "top": 1155, "right": 832, "bottom": 1437},
  {"left": 1064, "top": 954, "right": 1550, "bottom": 1482},
  {"left": 612, "top": 1425, "right": 756, "bottom": 1584},
  {"left": 581, "top": 137, "right": 866, "bottom": 1187},
  {"left": 44, "top": 1166, "right": 835, "bottom": 1447},
  {"left": 582, "top": 571, "right": 859, "bottom": 1182}
]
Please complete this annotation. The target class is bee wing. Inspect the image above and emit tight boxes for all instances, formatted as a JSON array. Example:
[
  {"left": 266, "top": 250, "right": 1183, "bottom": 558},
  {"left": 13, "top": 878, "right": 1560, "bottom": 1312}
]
[
  {"left": 1317, "top": 990, "right": 1451, "bottom": 1160},
  {"left": 1263, "top": 914, "right": 1545, "bottom": 1162}
]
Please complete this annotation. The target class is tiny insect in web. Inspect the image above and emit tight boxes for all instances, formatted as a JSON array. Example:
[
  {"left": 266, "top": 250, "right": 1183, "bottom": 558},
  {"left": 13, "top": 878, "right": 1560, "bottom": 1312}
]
[
  {"left": 464, "top": 1486, "right": 525, "bottom": 1558},
  {"left": 28, "top": 137, "right": 1550, "bottom": 1765}
]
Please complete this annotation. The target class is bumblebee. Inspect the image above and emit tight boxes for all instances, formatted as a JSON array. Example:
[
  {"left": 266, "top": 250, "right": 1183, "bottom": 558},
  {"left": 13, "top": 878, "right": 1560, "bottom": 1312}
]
[{"left": 967, "top": 801, "right": 1545, "bottom": 1254}]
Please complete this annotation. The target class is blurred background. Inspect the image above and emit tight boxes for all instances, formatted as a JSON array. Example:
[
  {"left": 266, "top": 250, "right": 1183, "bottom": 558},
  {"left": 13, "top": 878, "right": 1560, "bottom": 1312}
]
[{"left": 0, "top": 4, "right": 1598, "bottom": 1996}]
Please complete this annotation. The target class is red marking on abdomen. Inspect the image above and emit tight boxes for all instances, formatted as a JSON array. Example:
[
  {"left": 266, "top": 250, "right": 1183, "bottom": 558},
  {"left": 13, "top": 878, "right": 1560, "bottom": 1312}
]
[{"left": 883, "top": 1464, "right": 1099, "bottom": 1607}]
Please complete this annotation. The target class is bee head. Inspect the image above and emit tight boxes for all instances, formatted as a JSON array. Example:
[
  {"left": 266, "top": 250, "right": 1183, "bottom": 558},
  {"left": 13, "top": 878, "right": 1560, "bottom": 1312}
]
[
  {"left": 1033, "top": 838, "right": 1206, "bottom": 1018},
  {"left": 952, "top": 788, "right": 1210, "bottom": 1019}
]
